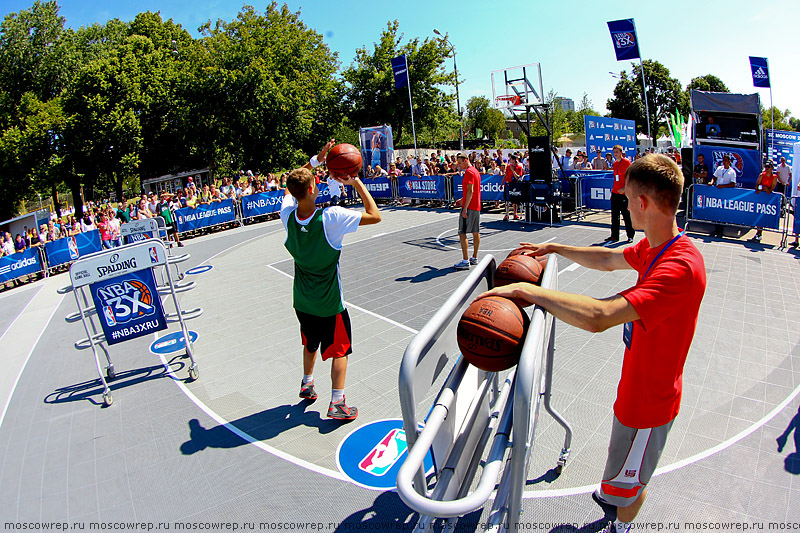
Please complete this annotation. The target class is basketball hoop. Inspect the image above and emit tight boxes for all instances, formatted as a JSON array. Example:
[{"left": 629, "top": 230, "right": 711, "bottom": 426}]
[{"left": 495, "top": 94, "right": 522, "bottom": 108}]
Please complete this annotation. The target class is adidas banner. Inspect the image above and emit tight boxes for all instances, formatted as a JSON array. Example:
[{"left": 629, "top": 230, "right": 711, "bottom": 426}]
[
  {"left": 0, "top": 247, "right": 44, "bottom": 283},
  {"left": 453, "top": 174, "right": 505, "bottom": 202},
  {"left": 749, "top": 56, "right": 770, "bottom": 88}
]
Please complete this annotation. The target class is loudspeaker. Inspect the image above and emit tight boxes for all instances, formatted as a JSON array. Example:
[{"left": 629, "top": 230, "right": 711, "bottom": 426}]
[{"left": 528, "top": 135, "right": 552, "bottom": 182}]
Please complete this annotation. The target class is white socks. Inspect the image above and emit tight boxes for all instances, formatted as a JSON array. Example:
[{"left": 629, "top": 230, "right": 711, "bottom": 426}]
[
  {"left": 302, "top": 375, "right": 313, "bottom": 384},
  {"left": 331, "top": 389, "right": 344, "bottom": 404}
]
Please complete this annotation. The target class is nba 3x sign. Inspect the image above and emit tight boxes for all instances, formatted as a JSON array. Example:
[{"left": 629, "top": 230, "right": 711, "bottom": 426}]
[{"left": 607, "top": 19, "right": 640, "bottom": 61}]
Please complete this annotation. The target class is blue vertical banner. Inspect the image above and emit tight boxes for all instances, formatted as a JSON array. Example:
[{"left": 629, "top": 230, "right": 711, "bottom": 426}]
[
  {"left": 749, "top": 56, "right": 771, "bottom": 88},
  {"left": 90, "top": 268, "right": 167, "bottom": 346},
  {"left": 585, "top": 116, "right": 636, "bottom": 159},
  {"left": 607, "top": 19, "right": 640, "bottom": 61},
  {"left": 391, "top": 55, "right": 409, "bottom": 89},
  {"left": 359, "top": 125, "right": 394, "bottom": 176}
]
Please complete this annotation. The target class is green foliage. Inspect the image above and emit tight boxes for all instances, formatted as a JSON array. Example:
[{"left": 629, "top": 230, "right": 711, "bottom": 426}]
[
  {"left": 763, "top": 106, "right": 793, "bottom": 131},
  {"left": 465, "top": 96, "right": 504, "bottom": 141},
  {"left": 342, "top": 20, "right": 457, "bottom": 145},
  {"left": 607, "top": 60, "right": 683, "bottom": 141}
]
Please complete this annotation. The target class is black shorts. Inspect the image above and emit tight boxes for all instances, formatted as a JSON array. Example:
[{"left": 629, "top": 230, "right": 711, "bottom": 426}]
[{"left": 295, "top": 309, "right": 353, "bottom": 360}]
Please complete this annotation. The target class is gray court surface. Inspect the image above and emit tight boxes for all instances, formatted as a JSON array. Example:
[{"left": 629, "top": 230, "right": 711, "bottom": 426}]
[{"left": 1, "top": 206, "right": 800, "bottom": 531}]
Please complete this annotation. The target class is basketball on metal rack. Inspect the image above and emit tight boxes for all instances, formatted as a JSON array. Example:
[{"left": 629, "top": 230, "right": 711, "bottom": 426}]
[
  {"left": 456, "top": 296, "right": 529, "bottom": 372},
  {"left": 326, "top": 143, "right": 362, "bottom": 177}
]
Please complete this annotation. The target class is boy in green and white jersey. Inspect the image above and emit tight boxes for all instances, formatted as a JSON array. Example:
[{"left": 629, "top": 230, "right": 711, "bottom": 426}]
[{"left": 280, "top": 140, "right": 382, "bottom": 420}]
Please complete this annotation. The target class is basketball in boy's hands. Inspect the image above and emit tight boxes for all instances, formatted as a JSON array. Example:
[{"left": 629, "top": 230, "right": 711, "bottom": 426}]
[
  {"left": 457, "top": 296, "right": 529, "bottom": 372},
  {"left": 326, "top": 143, "right": 362, "bottom": 177},
  {"left": 495, "top": 254, "right": 543, "bottom": 287}
]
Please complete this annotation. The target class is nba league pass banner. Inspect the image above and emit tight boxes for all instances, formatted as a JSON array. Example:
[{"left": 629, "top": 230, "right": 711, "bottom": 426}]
[
  {"left": 0, "top": 247, "right": 44, "bottom": 283},
  {"left": 452, "top": 174, "right": 505, "bottom": 202},
  {"left": 174, "top": 199, "right": 236, "bottom": 233},
  {"left": 44, "top": 229, "right": 102, "bottom": 268},
  {"left": 90, "top": 268, "right": 167, "bottom": 346},
  {"left": 692, "top": 184, "right": 781, "bottom": 229},
  {"left": 693, "top": 145, "right": 762, "bottom": 189},
  {"left": 584, "top": 116, "right": 636, "bottom": 159},
  {"left": 398, "top": 175, "right": 447, "bottom": 200},
  {"left": 359, "top": 125, "right": 394, "bottom": 177},
  {"left": 764, "top": 129, "right": 800, "bottom": 168}
]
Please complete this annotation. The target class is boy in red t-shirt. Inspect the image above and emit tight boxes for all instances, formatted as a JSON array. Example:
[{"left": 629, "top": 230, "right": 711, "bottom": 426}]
[
  {"left": 503, "top": 154, "right": 524, "bottom": 221},
  {"left": 476, "top": 154, "right": 706, "bottom": 532},
  {"left": 607, "top": 145, "right": 636, "bottom": 243},
  {"left": 453, "top": 154, "right": 482, "bottom": 270}
]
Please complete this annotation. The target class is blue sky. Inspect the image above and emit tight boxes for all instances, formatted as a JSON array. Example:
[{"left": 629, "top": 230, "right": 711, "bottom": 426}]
[{"left": 4, "top": 0, "right": 799, "bottom": 123}]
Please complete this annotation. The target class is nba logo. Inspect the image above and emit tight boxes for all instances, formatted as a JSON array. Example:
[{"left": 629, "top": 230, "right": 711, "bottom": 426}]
[
  {"left": 696, "top": 195, "right": 703, "bottom": 208},
  {"left": 358, "top": 429, "right": 408, "bottom": 476},
  {"left": 149, "top": 246, "right": 158, "bottom": 263},
  {"left": 68, "top": 236, "right": 79, "bottom": 260},
  {"left": 103, "top": 305, "right": 116, "bottom": 326}
]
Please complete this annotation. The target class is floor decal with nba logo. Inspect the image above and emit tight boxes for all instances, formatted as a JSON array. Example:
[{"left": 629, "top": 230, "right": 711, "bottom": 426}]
[{"left": 336, "top": 418, "right": 433, "bottom": 490}]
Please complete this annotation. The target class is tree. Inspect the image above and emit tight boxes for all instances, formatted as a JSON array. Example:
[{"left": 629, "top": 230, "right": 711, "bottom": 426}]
[
  {"left": 687, "top": 74, "right": 729, "bottom": 94},
  {"left": 565, "top": 93, "right": 600, "bottom": 135},
  {"left": 0, "top": 0, "right": 73, "bottom": 220},
  {"left": 465, "top": 96, "right": 504, "bottom": 141},
  {"left": 342, "top": 20, "right": 456, "bottom": 146},
  {"left": 763, "top": 106, "right": 793, "bottom": 131},
  {"left": 607, "top": 60, "right": 682, "bottom": 140}
]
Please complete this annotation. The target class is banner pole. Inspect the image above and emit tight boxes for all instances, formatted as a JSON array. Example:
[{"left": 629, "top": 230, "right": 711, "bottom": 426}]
[
  {"left": 639, "top": 57, "right": 652, "bottom": 149},
  {"left": 405, "top": 56, "right": 418, "bottom": 154}
]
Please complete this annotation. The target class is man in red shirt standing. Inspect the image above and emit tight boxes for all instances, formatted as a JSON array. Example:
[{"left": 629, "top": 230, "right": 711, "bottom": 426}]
[
  {"left": 607, "top": 145, "right": 636, "bottom": 243},
  {"left": 453, "top": 154, "right": 482, "bottom": 270},
  {"left": 476, "top": 154, "right": 706, "bottom": 532},
  {"left": 503, "top": 153, "right": 525, "bottom": 221}
]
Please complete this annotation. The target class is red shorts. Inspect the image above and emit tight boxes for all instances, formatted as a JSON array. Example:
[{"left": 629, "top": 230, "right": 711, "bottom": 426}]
[{"left": 295, "top": 309, "right": 353, "bottom": 360}]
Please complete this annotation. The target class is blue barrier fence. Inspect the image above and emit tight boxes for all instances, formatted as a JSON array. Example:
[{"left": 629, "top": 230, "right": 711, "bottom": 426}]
[
  {"left": 44, "top": 230, "right": 103, "bottom": 268},
  {"left": 0, "top": 247, "right": 45, "bottom": 283},
  {"left": 691, "top": 184, "right": 782, "bottom": 229}
]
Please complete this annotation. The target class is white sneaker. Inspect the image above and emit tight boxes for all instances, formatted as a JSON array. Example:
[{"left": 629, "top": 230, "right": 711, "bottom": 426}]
[
  {"left": 469, "top": 257, "right": 479, "bottom": 265},
  {"left": 453, "top": 259, "right": 470, "bottom": 270}
]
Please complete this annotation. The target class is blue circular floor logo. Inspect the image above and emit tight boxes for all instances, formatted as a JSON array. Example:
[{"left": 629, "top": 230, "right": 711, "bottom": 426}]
[
  {"left": 336, "top": 418, "right": 433, "bottom": 490},
  {"left": 149, "top": 330, "right": 199, "bottom": 355},
  {"left": 185, "top": 265, "right": 213, "bottom": 275}
]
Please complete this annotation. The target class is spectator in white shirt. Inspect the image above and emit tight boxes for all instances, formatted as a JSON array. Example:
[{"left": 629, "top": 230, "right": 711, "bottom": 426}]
[{"left": 776, "top": 156, "right": 792, "bottom": 195}]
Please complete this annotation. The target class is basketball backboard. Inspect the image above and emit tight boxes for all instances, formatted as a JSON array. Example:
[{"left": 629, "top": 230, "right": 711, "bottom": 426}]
[{"left": 491, "top": 63, "right": 544, "bottom": 113}]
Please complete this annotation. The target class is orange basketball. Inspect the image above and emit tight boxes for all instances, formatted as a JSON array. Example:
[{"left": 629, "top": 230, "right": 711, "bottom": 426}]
[
  {"left": 326, "top": 143, "right": 362, "bottom": 176},
  {"left": 456, "top": 296, "right": 529, "bottom": 372},
  {"left": 495, "top": 254, "right": 543, "bottom": 287}
]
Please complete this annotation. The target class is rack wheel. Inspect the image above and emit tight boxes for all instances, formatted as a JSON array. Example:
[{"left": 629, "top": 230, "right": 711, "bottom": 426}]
[
  {"left": 106, "top": 367, "right": 116, "bottom": 381},
  {"left": 103, "top": 393, "right": 113, "bottom": 406},
  {"left": 556, "top": 462, "right": 564, "bottom": 475},
  {"left": 188, "top": 366, "right": 199, "bottom": 381}
]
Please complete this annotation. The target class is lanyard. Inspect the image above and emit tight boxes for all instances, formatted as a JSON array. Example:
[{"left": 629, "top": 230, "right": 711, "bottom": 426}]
[{"left": 642, "top": 230, "right": 685, "bottom": 280}]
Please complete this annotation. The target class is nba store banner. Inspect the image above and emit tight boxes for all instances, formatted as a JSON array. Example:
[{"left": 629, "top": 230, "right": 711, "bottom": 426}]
[
  {"left": 693, "top": 145, "right": 762, "bottom": 190},
  {"left": 692, "top": 184, "right": 781, "bottom": 229},
  {"left": 359, "top": 125, "right": 394, "bottom": 176},
  {"left": 0, "top": 247, "right": 43, "bottom": 283},
  {"left": 90, "top": 268, "right": 167, "bottom": 346},
  {"left": 398, "top": 175, "right": 447, "bottom": 200},
  {"left": 44, "top": 230, "right": 102, "bottom": 268},
  {"left": 452, "top": 174, "right": 505, "bottom": 202},
  {"left": 584, "top": 116, "right": 636, "bottom": 159},
  {"left": 241, "top": 190, "right": 283, "bottom": 218},
  {"left": 764, "top": 129, "right": 800, "bottom": 168},
  {"left": 174, "top": 199, "right": 236, "bottom": 233}
]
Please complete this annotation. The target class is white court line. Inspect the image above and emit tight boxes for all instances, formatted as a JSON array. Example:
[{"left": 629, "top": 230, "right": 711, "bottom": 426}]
[
  {"left": 0, "top": 284, "right": 44, "bottom": 343},
  {"left": 435, "top": 231, "right": 557, "bottom": 253},
  {"left": 558, "top": 263, "right": 581, "bottom": 275},
  {"left": 0, "top": 292, "right": 66, "bottom": 430}
]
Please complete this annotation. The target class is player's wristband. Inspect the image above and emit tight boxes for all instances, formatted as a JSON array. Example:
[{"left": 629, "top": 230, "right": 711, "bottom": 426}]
[{"left": 310, "top": 155, "right": 321, "bottom": 168}]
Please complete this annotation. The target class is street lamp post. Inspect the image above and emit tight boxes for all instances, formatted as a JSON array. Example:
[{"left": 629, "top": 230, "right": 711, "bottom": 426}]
[{"left": 434, "top": 29, "right": 463, "bottom": 151}]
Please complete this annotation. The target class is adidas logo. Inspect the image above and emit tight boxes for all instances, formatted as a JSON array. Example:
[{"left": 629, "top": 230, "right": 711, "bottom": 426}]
[
  {"left": 754, "top": 67, "right": 768, "bottom": 78},
  {"left": 300, "top": 226, "right": 308, "bottom": 233}
]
